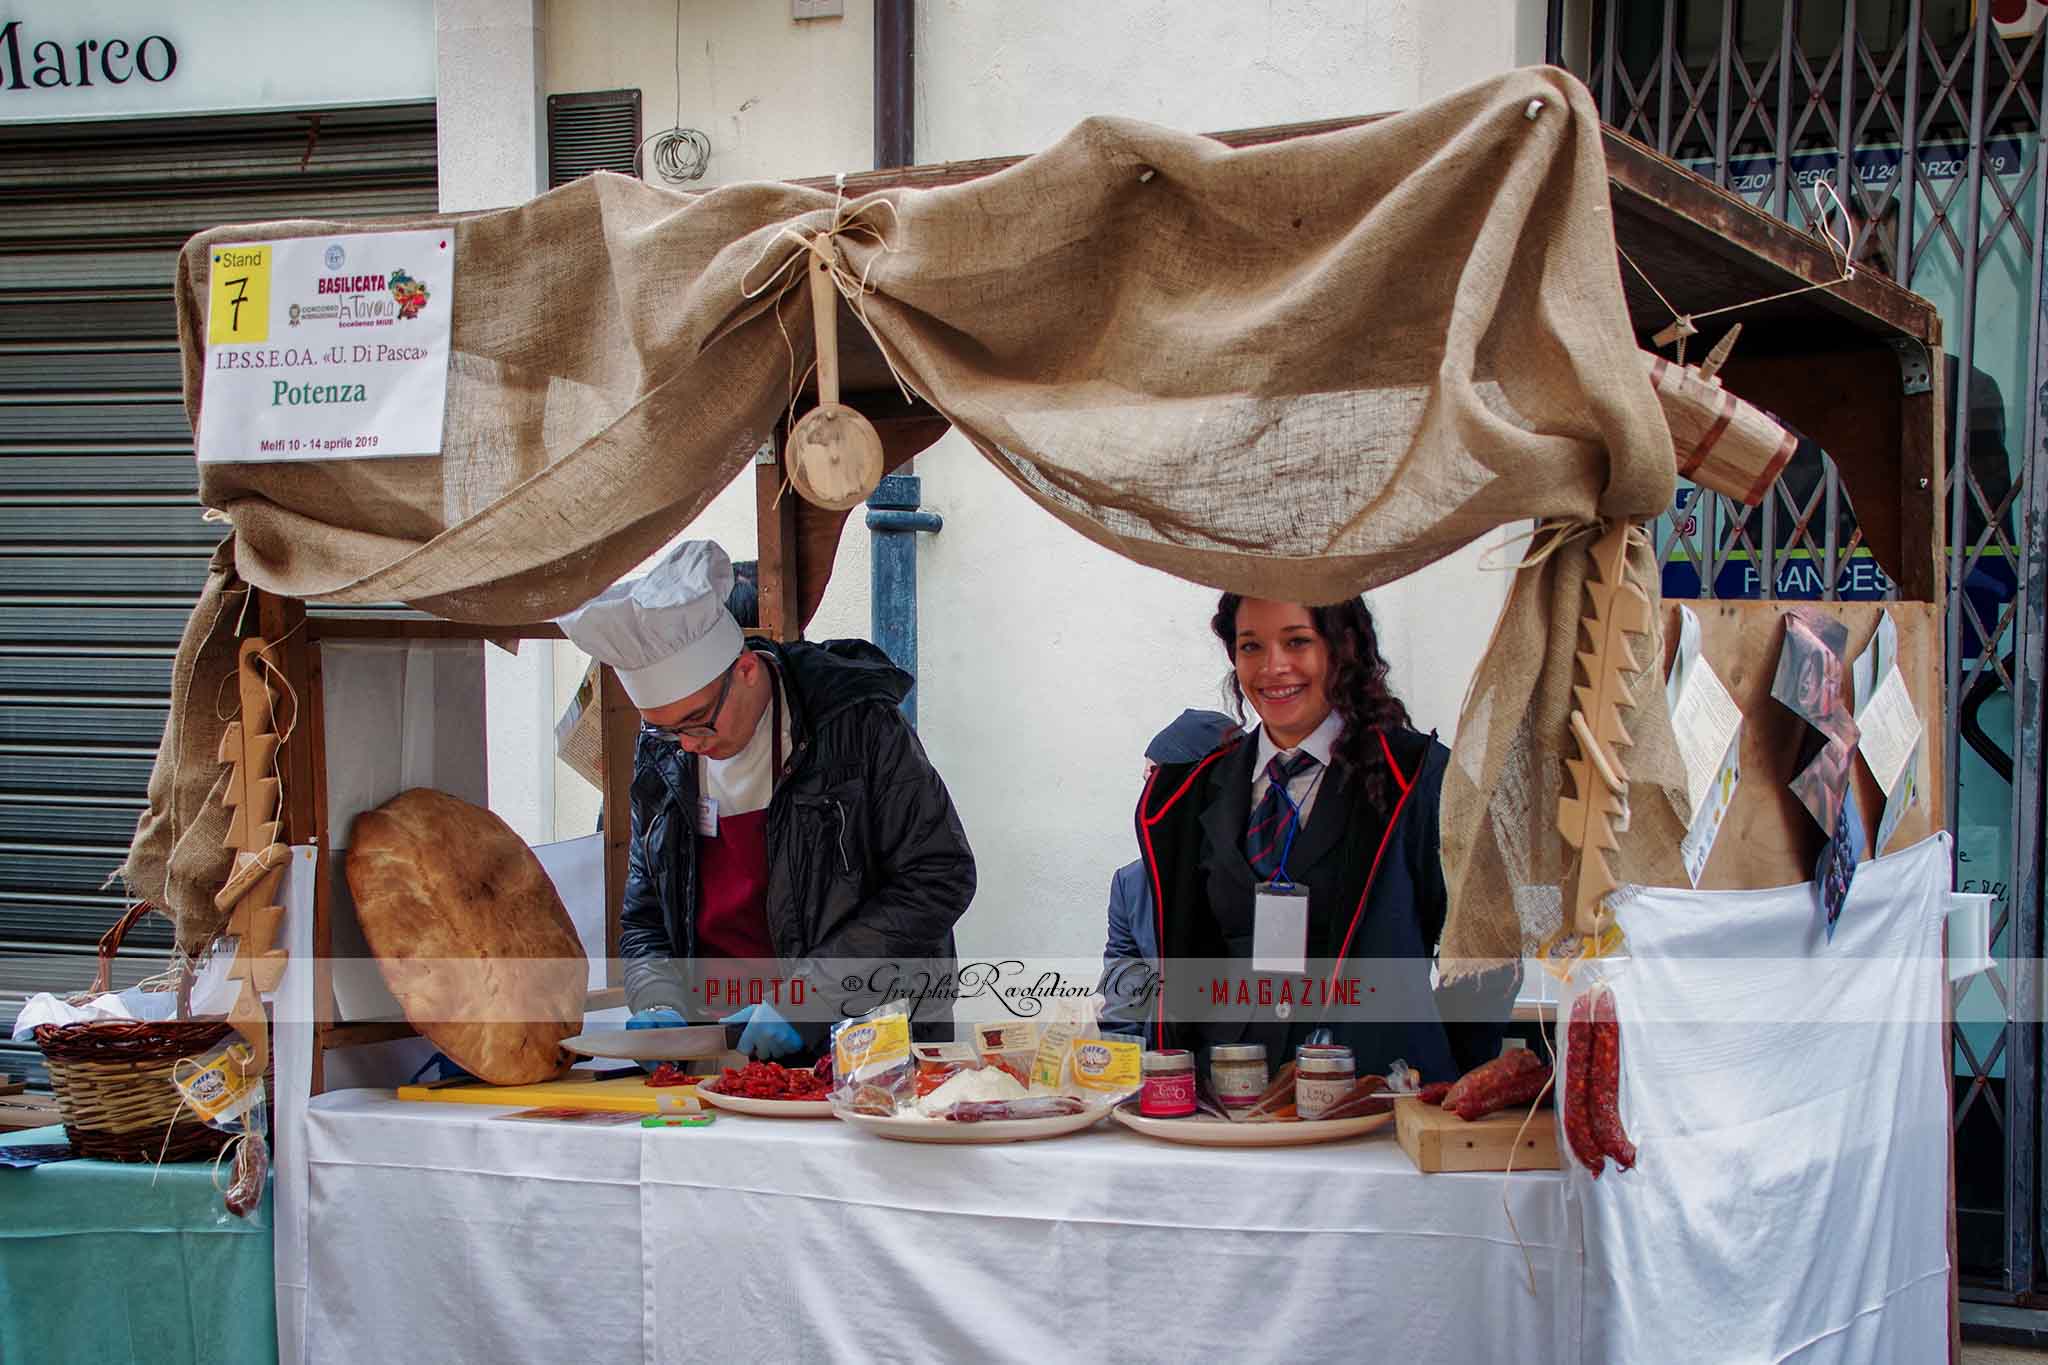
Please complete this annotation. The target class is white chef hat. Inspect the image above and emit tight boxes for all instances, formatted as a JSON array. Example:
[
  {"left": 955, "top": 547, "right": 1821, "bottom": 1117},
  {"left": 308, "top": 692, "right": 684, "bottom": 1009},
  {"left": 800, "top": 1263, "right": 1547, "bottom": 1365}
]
[{"left": 554, "top": 540, "right": 744, "bottom": 709}]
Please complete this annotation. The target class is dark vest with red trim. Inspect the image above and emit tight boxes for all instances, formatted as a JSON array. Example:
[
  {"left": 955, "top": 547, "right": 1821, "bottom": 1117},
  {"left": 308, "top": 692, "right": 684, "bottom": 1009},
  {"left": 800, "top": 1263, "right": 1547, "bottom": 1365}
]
[{"left": 1135, "top": 724, "right": 1514, "bottom": 1084}]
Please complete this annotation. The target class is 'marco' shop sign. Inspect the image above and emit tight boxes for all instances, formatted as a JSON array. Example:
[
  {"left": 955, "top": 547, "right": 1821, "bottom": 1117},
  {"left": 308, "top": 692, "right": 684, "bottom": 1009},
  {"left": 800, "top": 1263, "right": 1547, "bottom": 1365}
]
[{"left": 0, "top": 19, "right": 176, "bottom": 91}]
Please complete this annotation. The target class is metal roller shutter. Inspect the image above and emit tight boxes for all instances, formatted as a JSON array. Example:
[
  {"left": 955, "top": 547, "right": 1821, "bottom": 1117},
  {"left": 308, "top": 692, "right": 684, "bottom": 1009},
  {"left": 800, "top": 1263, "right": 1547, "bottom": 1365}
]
[{"left": 0, "top": 103, "right": 437, "bottom": 1087}]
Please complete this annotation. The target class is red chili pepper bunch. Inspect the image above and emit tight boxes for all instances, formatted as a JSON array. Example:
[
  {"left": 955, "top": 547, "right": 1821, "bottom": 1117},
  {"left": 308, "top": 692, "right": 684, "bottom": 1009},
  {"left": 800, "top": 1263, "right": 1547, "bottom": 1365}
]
[{"left": 714, "top": 1059, "right": 832, "bottom": 1100}]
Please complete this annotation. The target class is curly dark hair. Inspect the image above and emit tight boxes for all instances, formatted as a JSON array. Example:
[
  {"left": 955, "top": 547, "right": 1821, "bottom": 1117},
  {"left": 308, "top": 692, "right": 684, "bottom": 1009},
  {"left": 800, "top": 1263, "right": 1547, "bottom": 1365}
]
[{"left": 1211, "top": 593, "right": 1412, "bottom": 813}]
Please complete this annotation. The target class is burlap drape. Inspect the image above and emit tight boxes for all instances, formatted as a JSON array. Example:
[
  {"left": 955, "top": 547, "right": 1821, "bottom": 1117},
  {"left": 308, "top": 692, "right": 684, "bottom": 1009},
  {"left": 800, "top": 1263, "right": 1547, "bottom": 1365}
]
[{"left": 122, "top": 66, "right": 1687, "bottom": 972}]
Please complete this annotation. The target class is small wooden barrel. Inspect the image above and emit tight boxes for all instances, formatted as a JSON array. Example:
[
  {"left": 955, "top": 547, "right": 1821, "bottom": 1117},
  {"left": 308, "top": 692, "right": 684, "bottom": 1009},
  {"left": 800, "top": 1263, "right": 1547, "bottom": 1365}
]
[{"left": 1645, "top": 352, "right": 1799, "bottom": 507}]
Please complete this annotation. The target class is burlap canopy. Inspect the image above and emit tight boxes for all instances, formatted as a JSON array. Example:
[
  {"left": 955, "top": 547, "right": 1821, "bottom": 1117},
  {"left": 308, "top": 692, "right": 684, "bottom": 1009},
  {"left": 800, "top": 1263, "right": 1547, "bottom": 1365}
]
[{"left": 121, "top": 66, "right": 1688, "bottom": 976}]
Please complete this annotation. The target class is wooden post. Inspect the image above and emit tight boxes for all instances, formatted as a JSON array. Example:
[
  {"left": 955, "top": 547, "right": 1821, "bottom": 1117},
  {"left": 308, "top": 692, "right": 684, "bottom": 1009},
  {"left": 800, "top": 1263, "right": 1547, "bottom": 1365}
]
[
  {"left": 599, "top": 664, "right": 638, "bottom": 996},
  {"left": 1901, "top": 348, "right": 1946, "bottom": 607},
  {"left": 305, "top": 638, "right": 336, "bottom": 1096},
  {"left": 216, "top": 635, "right": 290, "bottom": 1083},
  {"left": 756, "top": 431, "right": 802, "bottom": 642}
]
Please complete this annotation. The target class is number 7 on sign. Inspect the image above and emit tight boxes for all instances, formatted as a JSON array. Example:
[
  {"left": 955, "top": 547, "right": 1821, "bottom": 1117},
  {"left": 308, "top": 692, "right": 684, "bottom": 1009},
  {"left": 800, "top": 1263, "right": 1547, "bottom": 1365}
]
[{"left": 207, "top": 245, "right": 271, "bottom": 345}]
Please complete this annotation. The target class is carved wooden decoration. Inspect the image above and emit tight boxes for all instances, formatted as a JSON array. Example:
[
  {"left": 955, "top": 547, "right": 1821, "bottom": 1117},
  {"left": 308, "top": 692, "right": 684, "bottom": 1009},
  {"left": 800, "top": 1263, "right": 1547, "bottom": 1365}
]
[
  {"left": 215, "top": 636, "right": 290, "bottom": 1081},
  {"left": 1557, "top": 521, "right": 1654, "bottom": 937}
]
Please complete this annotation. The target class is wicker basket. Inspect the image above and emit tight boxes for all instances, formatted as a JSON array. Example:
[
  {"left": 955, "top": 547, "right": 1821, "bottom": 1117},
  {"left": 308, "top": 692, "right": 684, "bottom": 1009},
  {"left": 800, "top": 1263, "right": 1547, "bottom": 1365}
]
[{"left": 33, "top": 901, "right": 238, "bottom": 1164}]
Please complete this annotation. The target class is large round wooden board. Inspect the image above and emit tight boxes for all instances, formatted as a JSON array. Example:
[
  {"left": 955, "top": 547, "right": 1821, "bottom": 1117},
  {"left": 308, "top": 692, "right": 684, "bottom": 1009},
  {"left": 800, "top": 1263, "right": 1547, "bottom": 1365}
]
[{"left": 345, "top": 788, "right": 586, "bottom": 1085}]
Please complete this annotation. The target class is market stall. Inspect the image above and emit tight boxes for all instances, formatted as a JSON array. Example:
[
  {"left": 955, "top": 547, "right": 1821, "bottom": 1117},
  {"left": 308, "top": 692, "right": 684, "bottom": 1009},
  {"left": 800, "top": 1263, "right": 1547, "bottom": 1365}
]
[{"left": 19, "top": 65, "right": 1962, "bottom": 1365}]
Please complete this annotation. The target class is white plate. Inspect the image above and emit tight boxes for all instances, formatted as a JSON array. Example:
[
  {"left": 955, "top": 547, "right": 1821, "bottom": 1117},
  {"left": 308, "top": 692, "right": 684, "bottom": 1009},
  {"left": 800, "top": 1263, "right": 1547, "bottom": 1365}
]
[
  {"left": 835, "top": 1104, "right": 1113, "bottom": 1144},
  {"left": 1111, "top": 1104, "right": 1394, "bottom": 1148},
  {"left": 558, "top": 1027, "right": 731, "bottom": 1063},
  {"left": 695, "top": 1082, "right": 837, "bottom": 1119}
]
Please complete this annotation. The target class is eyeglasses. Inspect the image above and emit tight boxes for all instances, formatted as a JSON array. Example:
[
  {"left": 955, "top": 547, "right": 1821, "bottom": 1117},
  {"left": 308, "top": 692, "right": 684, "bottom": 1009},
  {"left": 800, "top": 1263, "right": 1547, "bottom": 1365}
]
[{"left": 643, "top": 661, "right": 737, "bottom": 741}]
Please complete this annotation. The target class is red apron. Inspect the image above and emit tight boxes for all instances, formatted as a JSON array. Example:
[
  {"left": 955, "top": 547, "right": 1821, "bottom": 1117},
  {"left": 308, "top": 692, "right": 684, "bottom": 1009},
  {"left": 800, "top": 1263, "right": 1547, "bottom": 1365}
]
[
  {"left": 696, "top": 807, "right": 775, "bottom": 961},
  {"left": 693, "top": 674, "right": 782, "bottom": 963}
]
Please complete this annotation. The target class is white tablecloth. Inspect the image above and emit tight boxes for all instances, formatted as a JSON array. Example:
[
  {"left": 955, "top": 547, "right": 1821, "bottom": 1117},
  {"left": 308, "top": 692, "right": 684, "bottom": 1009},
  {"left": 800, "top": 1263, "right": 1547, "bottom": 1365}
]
[
  {"left": 1585, "top": 833, "right": 1954, "bottom": 1364},
  {"left": 304, "top": 1091, "right": 1578, "bottom": 1364}
]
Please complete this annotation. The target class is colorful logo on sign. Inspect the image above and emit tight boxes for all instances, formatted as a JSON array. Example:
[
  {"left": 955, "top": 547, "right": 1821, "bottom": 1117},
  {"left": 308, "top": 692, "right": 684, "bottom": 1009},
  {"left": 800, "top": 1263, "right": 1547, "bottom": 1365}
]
[{"left": 388, "top": 268, "right": 430, "bottom": 320}]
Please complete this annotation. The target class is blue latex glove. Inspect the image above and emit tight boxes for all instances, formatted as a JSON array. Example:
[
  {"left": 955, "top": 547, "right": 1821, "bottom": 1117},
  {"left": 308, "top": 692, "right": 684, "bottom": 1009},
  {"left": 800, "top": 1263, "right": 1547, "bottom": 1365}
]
[
  {"left": 721, "top": 1003, "right": 801, "bottom": 1060},
  {"left": 626, "top": 1006, "right": 687, "bottom": 1074}
]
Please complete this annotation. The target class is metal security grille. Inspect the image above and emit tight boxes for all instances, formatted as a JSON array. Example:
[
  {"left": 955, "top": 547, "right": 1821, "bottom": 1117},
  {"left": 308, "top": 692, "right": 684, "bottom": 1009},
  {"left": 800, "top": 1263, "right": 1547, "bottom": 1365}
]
[
  {"left": 547, "top": 90, "right": 642, "bottom": 187},
  {"left": 1573, "top": 0, "right": 2046, "bottom": 1304},
  {"left": 0, "top": 104, "right": 437, "bottom": 1088}
]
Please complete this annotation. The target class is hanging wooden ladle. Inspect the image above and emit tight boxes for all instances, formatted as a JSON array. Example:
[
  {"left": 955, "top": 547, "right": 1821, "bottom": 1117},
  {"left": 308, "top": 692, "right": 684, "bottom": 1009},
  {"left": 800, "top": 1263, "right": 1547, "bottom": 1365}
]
[{"left": 784, "top": 234, "right": 885, "bottom": 511}]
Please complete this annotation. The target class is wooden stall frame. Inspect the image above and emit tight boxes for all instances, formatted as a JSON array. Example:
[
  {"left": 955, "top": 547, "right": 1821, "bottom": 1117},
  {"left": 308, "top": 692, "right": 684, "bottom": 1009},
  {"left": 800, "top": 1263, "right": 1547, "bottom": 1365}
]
[
  {"left": 213, "top": 110, "right": 1952, "bottom": 1353},
  {"left": 255, "top": 109, "right": 1948, "bottom": 1078}
]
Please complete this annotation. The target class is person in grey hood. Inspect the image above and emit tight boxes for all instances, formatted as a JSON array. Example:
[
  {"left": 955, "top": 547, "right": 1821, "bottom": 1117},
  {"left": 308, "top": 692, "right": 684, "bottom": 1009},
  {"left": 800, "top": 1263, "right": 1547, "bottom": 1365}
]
[{"left": 557, "top": 539, "right": 975, "bottom": 1059}]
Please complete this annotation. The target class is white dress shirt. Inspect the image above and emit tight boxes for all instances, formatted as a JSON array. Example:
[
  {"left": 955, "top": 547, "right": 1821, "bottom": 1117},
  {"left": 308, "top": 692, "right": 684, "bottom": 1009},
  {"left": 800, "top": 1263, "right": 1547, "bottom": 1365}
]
[
  {"left": 698, "top": 653, "right": 793, "bottom": 818},
  {"left": 1250, "top": 708, "right": 1343, "bottom": 828}
]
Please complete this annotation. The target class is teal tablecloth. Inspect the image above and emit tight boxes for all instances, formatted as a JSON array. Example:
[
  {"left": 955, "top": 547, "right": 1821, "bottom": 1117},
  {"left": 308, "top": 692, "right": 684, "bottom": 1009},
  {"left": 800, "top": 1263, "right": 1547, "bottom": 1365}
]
[{"left": 0, "top": 1125, "right": 276, "bottom": 1365}]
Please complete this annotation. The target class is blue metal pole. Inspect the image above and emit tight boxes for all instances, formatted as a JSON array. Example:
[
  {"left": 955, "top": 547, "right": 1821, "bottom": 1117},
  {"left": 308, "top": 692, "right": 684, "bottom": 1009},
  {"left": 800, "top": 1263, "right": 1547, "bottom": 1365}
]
[{"left": 866, "top": 474, "right": 942, "bottom": 726}]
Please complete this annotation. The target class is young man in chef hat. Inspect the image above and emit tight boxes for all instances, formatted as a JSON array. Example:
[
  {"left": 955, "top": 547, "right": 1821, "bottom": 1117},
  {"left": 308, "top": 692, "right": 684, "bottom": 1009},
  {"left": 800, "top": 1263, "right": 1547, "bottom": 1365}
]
[{"left": 558, "top": 539, "right": 976, "bottom": 1058}]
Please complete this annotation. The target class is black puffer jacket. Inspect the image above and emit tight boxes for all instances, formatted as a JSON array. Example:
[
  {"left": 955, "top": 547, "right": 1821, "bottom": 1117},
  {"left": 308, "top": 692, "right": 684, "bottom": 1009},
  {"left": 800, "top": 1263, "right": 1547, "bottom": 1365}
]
[{"left": 620, "top": 639, "right": 976, "bottom": 1041}]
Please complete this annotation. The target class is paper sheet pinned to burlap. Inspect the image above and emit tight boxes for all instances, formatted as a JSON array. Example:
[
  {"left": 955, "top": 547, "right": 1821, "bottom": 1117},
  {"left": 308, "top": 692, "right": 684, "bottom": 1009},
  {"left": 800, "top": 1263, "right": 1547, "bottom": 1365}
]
[{"left": 122, "top": 66, "right": 1687, "bottom": 974}]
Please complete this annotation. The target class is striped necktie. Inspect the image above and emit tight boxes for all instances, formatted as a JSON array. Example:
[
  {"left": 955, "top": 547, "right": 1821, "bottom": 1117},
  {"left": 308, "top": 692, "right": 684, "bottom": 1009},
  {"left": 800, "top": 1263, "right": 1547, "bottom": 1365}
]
[{"left": 1246, "top": 750, "right": 1320, "bottom": 880}]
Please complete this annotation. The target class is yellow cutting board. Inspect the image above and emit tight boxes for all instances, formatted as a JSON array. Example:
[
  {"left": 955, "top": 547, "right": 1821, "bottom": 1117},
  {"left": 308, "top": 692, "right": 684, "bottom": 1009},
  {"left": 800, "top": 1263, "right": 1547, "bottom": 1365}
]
[{"left": 396, "top": 1071, "right": 701, "bottom": 1114}]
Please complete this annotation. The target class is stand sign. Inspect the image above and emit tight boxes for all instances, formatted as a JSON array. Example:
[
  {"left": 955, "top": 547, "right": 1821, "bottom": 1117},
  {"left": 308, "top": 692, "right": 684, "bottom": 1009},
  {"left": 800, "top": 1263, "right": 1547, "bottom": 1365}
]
[{"left": 197, "top": 230, "right": 453, "bottom": 463}]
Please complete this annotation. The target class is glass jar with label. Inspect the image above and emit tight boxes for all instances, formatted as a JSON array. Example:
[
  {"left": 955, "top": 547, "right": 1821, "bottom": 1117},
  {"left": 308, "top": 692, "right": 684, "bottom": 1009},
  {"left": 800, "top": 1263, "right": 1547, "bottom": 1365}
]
[
  {"left": 1295, "top": 1045, "right": 1356, "bottom": 1120},
  {"left": 1140, "top": 1049, "right": 1197, "bottom": 1118},
  {"left": 1208, "top": 1044, "right": 1269, "bottom": 1111}
]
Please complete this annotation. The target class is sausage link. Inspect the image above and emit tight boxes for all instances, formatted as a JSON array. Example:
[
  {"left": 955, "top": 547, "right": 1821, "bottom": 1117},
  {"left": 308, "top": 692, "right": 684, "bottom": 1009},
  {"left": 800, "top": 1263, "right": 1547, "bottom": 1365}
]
[
  {"left": 225, "top": 1133, "right": 268, "bottom": 1218},
  {"left": 1440, "top": 1047, "right": 1541, "bottom": 1117},
  {"left": 1448, "top": 1061, "right": 1551, "bottom": 1120},
  {"left": 1564, "top": 991, "right": 1604, "bottom": 1175},
  {"left": 1417, "top": 1081, "right": 1453, "bottom": 1106},
  {"left": 1590, "top": 988, "right": 1637, "bottom": 1170}
]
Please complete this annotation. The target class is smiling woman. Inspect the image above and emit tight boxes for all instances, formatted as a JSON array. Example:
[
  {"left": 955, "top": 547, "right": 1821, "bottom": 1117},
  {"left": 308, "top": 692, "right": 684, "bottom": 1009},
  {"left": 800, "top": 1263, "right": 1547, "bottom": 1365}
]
[{"left": 1133, "top": 592, "right": 1518, "bottom": 1087}]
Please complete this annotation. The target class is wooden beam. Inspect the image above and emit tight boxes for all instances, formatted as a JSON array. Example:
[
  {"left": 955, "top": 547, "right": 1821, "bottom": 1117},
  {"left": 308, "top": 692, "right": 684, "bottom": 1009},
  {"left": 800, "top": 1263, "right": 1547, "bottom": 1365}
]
[
  {"left": 256, "top": 593, "right": 315, "bottom": 845},
  {"left": 319, "top": 1020, "right": 419, "bottom": 1050},
  {"left": 599, "top": 664, "right": 638, "bottom": 993},
  {"left": 1600, "top": 128, "right": 1937, "bottom": 345},
  {"left": 791, "top": 112, "right": 1936, "bottom": 348},
  {"left": 307, "top": 640, "right": 336, "bottom": 1097},
  {"left": 305, "top": 615, "right": 562, "bottom": 643},
  {"left": 1903, "top": 349, "right": 1948, "bottom": 610}
]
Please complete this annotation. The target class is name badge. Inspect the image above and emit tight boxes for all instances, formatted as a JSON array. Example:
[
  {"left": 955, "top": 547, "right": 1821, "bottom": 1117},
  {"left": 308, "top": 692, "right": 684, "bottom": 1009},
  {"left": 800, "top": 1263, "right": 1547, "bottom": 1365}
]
[
  {"left": 1252, "top": 881, "right": 1309, "bottom": 976},
  {"left": 696, "top": 796, "right": 719, "bottom": 837}
]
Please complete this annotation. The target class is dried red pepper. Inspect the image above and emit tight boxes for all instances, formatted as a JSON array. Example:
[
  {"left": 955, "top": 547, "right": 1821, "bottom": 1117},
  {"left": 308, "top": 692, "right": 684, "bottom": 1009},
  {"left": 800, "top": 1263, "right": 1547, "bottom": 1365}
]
[
  {"left": 707, "top": 1060, "right": 832, "bottom": 1100},
  {"left": 645, "top": 1062, "right": 705, "bottom": 1088},
  {"left": 1590, "top": 988, "right": 1636, "bottom": 1170}
]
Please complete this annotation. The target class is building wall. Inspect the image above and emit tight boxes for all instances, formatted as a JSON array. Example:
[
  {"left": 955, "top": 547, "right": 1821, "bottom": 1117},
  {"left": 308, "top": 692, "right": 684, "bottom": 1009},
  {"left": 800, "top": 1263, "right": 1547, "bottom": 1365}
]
[{"left": 517, "top": 0, "right": 1543, "bottom": 965}]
